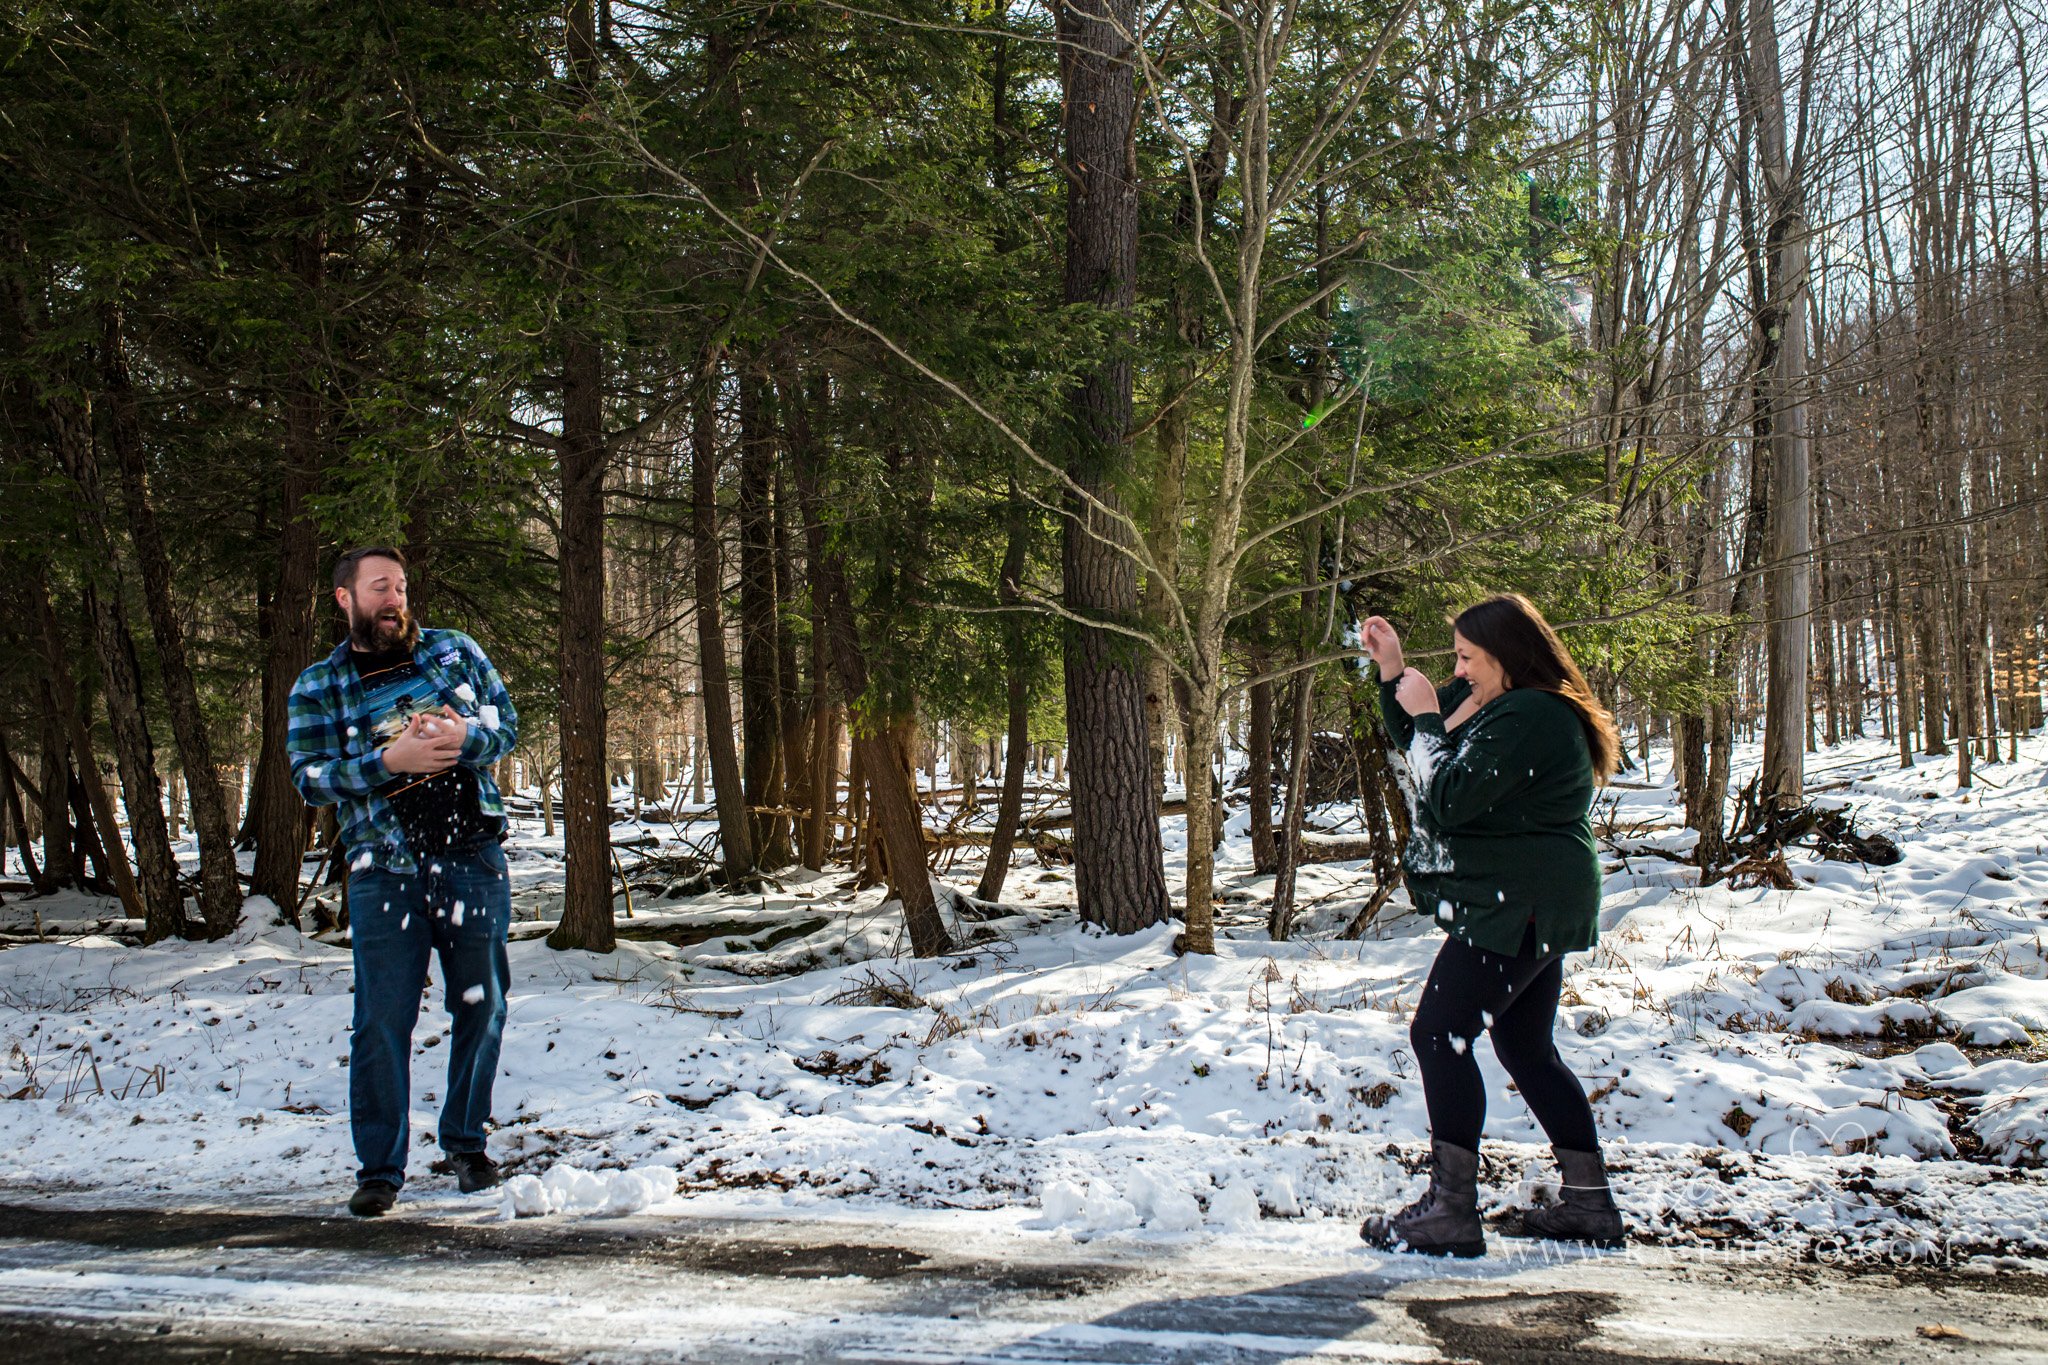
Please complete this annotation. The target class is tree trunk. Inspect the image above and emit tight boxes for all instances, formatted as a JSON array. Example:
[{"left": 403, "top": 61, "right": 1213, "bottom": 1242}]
[
  {"left": 1247, "top": 671, "right": 1278, "bottom": 875},
  {"left": 1268, "top": 665, "right": 1318, "bottom": 940},
  {"left": 248, "top": 233, "right": 326, "bottom": 917},
  {"left": 790, "top": 398, "right": 950, "bottom": 955},
  {"left": 801, "top": 575, "right": 834, "bottom": 872},
  {"left": 775, "top": 464, "right": 808, "bottom": 860},
  {"left": 547, "top": 207, "right": 616, "bottom": 955},
  {"left": 976, "top": 488, "right": 1033, "bottom": 903},
  {"left": 1056, "top": 0, "right": 1167, "bottom": 935},
  {"left": 737, "top": 368, "right": 788, "bottom": 866},
  {"left": 1741, "top": 0, "right": 1812, "bottom": 813},
  {"left": 102, "top": 305, "right": 244, "bottom": 936},
  {"left": 0, "top": 730, "right": 49, "bottom": 890},
  {"left": 690, "top": 382, "right": 755, "bottom": 883},
  {"left": 36, "top": 680, "right": 73, "bottom": 888}
]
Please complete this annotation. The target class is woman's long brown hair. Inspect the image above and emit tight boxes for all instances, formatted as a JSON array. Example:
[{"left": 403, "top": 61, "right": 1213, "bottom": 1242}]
[{"left": 1452, "top": 593, "right": 1621, "bottom": 783}]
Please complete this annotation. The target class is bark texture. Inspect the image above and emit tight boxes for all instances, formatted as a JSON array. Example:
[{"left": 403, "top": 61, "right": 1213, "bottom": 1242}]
[{"left": 1056, "top": 0, "right": 1167, "bottom": 934}]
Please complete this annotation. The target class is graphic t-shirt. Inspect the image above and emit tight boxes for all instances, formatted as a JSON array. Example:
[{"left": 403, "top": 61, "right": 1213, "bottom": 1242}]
[{"left": 348, "top": 645, "right": 500, "bottom": 856}]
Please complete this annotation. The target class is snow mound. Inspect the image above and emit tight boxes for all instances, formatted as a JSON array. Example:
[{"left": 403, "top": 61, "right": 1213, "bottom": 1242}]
[{"left": 500, "top": 1164, "right": 679, "bottom": 1219}]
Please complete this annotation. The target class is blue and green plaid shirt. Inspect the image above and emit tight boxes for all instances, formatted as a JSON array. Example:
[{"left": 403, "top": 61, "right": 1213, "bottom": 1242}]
[{"left": 288, "top": 627, "right": 519, "bottom": 874}]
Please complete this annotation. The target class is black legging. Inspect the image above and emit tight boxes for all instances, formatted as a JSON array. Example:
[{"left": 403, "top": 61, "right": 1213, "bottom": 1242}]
[{"left": 1410, "top": 922, "right": 1600, "bottom": 1152}]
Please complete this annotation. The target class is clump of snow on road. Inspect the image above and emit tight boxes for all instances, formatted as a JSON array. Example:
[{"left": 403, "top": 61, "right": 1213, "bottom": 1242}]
[
  {"left": 500, "top": 1163, "right": 677, "bottom": 1218},
  {"left": 1, "top": 731, "right": 2046, "bottom": 1263}
]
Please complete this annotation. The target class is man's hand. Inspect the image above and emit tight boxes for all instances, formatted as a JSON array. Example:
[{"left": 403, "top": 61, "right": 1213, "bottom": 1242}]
[
  {"left": 1362, "top": 616, "right": 1405, "bottom": 676},
  {"left": 382, "top": 713, "right": 465, "bottom": 775},
  {"left": 428, "top": 704, "right": 470, "bottom": 752},
  {"left": 1394, "top": 668, "right": 1440, "bottom": 717}
]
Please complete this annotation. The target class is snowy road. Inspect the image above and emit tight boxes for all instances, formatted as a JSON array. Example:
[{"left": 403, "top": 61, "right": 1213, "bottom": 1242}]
[{"left": 0, "top": 1197, "right": 2043, "bottom": 1363}]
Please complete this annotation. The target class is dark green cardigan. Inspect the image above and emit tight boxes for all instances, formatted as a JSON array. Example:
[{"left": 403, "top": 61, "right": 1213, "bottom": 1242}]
[{"left": 1378, "top": 672, "right": 1602, "bottom": 955}]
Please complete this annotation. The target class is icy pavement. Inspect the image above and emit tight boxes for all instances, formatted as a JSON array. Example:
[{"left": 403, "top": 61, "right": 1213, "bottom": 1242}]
[{"left": 0, "top": 1195, "right": 2044, "bottom": 1362}]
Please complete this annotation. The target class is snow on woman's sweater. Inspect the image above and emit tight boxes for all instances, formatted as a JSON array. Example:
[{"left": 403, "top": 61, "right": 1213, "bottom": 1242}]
[{"left": 1377, "top": 671, "right": 1601, "bottom": 956}]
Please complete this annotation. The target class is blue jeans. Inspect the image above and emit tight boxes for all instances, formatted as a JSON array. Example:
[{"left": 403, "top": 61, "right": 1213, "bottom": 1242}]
[{"left": 345, "top": 839, "right": 512, "bottom": 1187}]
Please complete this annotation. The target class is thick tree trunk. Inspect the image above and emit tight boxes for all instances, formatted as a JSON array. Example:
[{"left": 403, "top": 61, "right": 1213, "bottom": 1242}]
[
  {"left": 1057, "top": 0, "right": 1167, "bottom": 935},
  {"left": 547, "top": 325, "right": 616, "bottom": 951},
  {"left": 1740, "top": 0, "right": 1812, "bottom": 813},
  {"left": 248, "top": 234, "right": 326, "bottom": 917},
  {"left": 690, "top": 377, "right": 755, "bottom": 884},
  {"left": 102, "top": 305, "right": 243, "bottom": 936}
]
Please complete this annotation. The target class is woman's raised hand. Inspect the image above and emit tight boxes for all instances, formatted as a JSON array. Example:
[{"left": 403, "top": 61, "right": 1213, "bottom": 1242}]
[
  {"left": 1361, "top": 616, "right": 1405, "bottom": 676},
  {"left": 1394, "top": 668, "right": 1441, "bottom": 717}
]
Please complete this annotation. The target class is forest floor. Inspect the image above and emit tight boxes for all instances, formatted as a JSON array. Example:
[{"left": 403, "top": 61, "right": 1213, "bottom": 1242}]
[{"left": 1, "top": 732, "right": 2046, "bottom": 1357}]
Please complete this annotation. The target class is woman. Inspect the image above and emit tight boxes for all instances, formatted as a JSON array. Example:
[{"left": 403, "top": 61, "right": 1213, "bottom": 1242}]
[{"left": 1357, "top": 593, "right": 1624, "bottom": 1256}]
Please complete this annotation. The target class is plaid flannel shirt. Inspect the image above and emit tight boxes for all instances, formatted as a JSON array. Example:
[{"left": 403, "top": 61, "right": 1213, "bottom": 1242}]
[{"left": 288, "top": 627, "right": 520, "bottom": 874}]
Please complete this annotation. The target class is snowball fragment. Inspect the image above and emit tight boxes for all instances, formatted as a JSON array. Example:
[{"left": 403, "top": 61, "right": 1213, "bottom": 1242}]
[
  {"left": 1450, "top": 1036, "right": 1468, "bottom": 1055},
  {"left": 452, "top": 900, "right": 466, "bottom": 927},
  {"left": 462, "top": 985, "right": 485, "bottom": 1005},
  {"left": 499, "top": 1164, "right": 678, "bottom": 1219},
  {"left": 453, "top": 683, "right": 477, "bottom": 703},
  {"left": 478, "top": 704, "right": 500, "bottom": 731},
  {"left": 1437, "top": 900, "right": 1456, "bottom": 922}
]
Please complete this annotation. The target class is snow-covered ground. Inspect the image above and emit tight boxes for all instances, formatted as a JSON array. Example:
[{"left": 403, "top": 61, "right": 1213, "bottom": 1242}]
[{"left": 2, "top": 732, "right": 2045, "bottom": 1268}]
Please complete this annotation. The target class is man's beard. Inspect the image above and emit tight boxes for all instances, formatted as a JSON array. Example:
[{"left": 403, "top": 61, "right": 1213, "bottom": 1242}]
[{"left": 349, "top": 604, "right": 418, "bottom": 653}]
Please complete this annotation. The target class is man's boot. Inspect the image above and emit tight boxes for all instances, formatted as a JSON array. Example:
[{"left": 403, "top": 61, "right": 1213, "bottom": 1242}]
[
  {"left": 1360, "top": 1140, "right": 1484, "bottom": 1257},
  {"left": 348, "top": 1181, "right": 398, "bottom": 1218},
  {"left": 1519, "top": 1146, "right": 1625, "bottom": 1247},
  {"left": 449, "top": 1150, "right": 502, "bottom": 1194}
]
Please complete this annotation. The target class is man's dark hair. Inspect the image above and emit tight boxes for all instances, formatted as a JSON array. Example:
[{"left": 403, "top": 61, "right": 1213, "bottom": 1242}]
[{"left": 334, "top": 546, "right": 408, "bottom": 592}]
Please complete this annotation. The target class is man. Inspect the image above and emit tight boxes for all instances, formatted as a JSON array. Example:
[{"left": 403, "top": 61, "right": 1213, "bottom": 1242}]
[{"left": 289, "top": 546, "right": 519, "bottom": 1217}]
